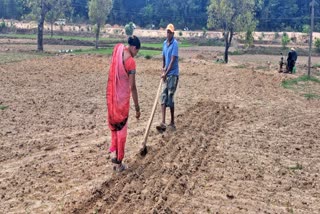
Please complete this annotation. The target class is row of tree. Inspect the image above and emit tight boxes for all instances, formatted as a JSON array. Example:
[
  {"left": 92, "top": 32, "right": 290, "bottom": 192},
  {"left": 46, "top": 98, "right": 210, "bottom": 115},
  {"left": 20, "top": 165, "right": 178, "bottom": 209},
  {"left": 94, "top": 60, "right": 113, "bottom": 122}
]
[
  {"left": 1, "top": 0, "right": 318, "bottom": 32},
  {"left": 1, "top": 0, "right": 317, "bottom": 63}
]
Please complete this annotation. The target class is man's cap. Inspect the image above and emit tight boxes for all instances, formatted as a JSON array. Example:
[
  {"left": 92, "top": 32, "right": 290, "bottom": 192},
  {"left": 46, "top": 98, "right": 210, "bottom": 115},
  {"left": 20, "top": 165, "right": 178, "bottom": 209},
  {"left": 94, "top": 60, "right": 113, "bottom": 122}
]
[
  {"left": 166, "top": 24, "right": 174, "bottom": 33},
  {"left": 291, "top": 47, "right": 295, "bottom": 51}
]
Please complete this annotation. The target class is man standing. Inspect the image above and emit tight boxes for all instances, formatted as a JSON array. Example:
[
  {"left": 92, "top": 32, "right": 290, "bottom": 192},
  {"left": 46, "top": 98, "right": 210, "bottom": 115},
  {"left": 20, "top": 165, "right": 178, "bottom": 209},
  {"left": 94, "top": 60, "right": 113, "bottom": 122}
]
[
  {"left": 156, "top": 23, "right": 179, "bottom": 132},
  {"left": 286, "top": 47, "right": 298, "bottom": 73}
]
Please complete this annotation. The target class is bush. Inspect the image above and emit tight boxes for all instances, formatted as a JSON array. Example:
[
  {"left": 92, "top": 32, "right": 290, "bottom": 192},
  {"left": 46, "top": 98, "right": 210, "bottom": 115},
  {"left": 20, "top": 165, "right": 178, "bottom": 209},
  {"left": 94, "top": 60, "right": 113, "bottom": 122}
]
[
  {"left": 314, "top": 38, "right": 320, "bottom": 52},
  {"left": 245, "top": 30, "right": 254, "bottom": 47},
  {"left": 144, "top": 55, "right": 152, "bottom": 59},
  {"left": 302, "top": 25, "right": 310, "bottom": 34},
  {"left": 291, "top": 35, "right": 297, "bottom": 43},
  {"left": 0, "top": 19, "right": 6, "bottom": 32},
  {"left": 124, "top": 22, "right": 135, "bottom": 36},
  {"left": 202, "top": 27, "right": 207, "bottom": 38},
  {"left": 282, "top": 32, "right": 290, "bottom": 48}
]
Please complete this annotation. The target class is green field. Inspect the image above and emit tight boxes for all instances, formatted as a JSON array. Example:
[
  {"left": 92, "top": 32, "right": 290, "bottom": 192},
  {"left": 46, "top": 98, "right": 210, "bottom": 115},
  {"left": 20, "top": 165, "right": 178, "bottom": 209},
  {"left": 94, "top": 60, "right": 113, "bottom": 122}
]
[
  {"left": 72, "top": 48, "right": 161, "bottom": 57},
  {"left": 0, "top": 52, "right": 50, "bottom": 64},
  {"left": 282, "top": 75, "right": 320, "bottom": 99},
  {"left": 0, "top": 33, "right": 122, "bottom": 42}
]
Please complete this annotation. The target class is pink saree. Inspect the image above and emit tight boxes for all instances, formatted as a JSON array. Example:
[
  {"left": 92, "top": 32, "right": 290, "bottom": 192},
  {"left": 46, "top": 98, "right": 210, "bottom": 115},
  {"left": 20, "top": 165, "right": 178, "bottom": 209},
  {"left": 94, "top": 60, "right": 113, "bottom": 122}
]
[{"left": 106, "top": 43, "right": 130, "bottom": 161}]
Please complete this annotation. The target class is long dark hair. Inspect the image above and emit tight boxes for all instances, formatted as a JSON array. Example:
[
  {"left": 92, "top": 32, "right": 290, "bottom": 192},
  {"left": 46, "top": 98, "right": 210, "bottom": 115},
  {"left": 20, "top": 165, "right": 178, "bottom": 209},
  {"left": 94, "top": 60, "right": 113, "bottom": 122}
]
[{"left": 128, "top": 35, "right": 141, "bottom": 49}]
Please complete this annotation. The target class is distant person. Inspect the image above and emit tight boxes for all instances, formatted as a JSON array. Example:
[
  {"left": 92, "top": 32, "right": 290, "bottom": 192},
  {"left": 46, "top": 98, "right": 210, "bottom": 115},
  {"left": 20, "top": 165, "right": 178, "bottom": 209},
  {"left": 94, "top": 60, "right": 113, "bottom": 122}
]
[
  {"left": 279, "top": 52, "right": 284, "bottom": 73},
  {"left": 106, "top": 36, "right": 141, "bottom": 172},
  {"left": 286, "top": 47, "right": 298, "bottom": 73},
  {"left": 156, "top": 23, "right": 179, "bottom": 132}
]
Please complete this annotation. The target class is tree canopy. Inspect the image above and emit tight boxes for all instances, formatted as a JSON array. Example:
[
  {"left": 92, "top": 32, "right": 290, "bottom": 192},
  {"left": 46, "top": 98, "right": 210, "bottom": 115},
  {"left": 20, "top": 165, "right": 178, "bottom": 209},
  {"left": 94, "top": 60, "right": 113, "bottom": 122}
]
[
  {"left": 1, "top": 0, "right": 319, "bottom": 32},
  {"left": 207, "top": 0, "right": 259, "bottom": 63},
  {"left": 26, "top": 0, "right": 71, "bottom": 51},
  {"left": 88, "top": 0, "right": 113, "bottom": 49}
]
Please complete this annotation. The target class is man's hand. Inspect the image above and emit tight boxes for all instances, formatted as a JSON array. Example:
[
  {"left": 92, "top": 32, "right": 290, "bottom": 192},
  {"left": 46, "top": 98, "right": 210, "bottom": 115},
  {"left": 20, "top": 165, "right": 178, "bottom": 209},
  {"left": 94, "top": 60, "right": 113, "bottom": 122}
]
[
  {"left": 161, "top": 73, "right": 166, "bottom": 80},
  {"left": 161, "top": 68, "right": 167, "bottom": 79}
]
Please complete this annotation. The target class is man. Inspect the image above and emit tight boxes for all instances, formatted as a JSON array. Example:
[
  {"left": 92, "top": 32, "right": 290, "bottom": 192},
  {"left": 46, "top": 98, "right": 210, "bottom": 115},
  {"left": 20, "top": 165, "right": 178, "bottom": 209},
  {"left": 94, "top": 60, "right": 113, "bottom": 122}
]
[
  {"left": 286, "top": 47, "right": 298, "bottom": 73},
  {"left": 156, "top": 23, "right": 179, "bottom": 132}
]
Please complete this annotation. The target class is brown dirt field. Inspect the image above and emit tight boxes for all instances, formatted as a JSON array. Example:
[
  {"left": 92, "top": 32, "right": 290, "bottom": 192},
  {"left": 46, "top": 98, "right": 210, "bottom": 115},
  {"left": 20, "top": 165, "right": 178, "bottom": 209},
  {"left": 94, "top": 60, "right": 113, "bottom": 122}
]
[{"left": 1, "top": 43, "right": 320, "bottom": 214}]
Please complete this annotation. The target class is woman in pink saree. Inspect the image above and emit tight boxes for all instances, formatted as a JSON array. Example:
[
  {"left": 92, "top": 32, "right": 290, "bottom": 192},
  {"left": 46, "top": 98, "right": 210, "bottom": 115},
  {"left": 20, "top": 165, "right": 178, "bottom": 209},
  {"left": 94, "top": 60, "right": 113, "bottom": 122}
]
[{"left": 107, "top": 36, "right": 141, "bottom": 172}]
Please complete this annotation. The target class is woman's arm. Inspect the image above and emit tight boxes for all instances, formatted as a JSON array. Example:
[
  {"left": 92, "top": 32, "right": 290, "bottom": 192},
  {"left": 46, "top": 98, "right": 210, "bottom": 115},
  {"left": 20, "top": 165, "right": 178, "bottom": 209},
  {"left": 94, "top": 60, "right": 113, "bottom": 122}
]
[{"left": 129, "top": 73, "right": 140, "bottom": 119}]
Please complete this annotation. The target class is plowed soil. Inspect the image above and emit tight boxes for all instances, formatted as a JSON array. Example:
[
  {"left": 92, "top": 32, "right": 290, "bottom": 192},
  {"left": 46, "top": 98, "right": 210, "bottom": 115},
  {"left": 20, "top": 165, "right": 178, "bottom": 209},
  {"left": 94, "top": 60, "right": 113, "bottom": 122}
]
[{"left": 1, "top": 47, "right": 320, "bottom": 214}]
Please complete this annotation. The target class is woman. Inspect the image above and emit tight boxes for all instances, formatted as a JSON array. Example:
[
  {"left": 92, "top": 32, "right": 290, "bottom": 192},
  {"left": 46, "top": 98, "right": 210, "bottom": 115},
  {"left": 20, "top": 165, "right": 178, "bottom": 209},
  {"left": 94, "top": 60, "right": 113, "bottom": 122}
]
[{"left": 106, "top": 36, "right": 141, "bottom": 172}]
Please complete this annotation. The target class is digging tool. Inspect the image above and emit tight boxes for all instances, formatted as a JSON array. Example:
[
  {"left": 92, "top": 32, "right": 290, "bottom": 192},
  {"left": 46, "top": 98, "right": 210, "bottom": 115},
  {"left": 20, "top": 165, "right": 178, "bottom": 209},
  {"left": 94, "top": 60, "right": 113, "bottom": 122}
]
[{"left": 140, "top": 79, "right": 163, "bottom": 156}]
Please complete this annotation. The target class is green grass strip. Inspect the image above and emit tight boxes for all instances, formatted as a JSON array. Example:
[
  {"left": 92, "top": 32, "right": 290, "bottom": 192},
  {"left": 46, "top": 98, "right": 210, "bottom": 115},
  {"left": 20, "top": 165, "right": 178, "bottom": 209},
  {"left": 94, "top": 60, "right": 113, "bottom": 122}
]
[
  {"left": 0, "top": 105, "right": 8, "bottom": 110},
  {"left": 72, "top": 48, "right": 113, "bottom": 55},
  {"left": 142, "top": 43, "right": 191, "bottom": 49},
  {"left": 282, "top": 75, "right": 320, "bottom": 89},
  {"left": 0, "top": 52, "right": 50, "bottom": 64},
  {"left": 72, "top": 48, "right": 161, "bottom": 57},
  {"left": 303, "top": 93, "right": 320, "bottom": 99},
  {"left": 0, "top": 33, "right": 122, "bottom": 42}
]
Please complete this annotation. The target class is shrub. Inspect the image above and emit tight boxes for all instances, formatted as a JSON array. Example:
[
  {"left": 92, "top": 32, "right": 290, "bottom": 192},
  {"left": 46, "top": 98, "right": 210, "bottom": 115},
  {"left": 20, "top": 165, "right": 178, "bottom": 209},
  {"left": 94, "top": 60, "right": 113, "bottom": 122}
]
[
  {"left": 144, "top": 55, "right": 152, "bottom": 59},
  {"left": 202, "top": 27, "right": 207, "bottom": 38},
  {"left": 291, "top": 35, "right": 297, "bottom": 43},
  {"left": 282, "top": 32, "right": 290, "bottom": 48},
  {"left": 0, "top": 19, "right": 6, "bottom": 31},
  {"left": 302, "top": 25, "right": 310, "bottom": 34},
  {"left": 314, "top": 38, "right": 320, "bottom": 52},
  {"left": 245, "top": 29, "right": 254, "bottom": 47},
  {"left": 313, "top": 63, "right": 320, "bottom": 68},
  {"left": 124, "top": 22, "right": 135, "bottom": 36}
]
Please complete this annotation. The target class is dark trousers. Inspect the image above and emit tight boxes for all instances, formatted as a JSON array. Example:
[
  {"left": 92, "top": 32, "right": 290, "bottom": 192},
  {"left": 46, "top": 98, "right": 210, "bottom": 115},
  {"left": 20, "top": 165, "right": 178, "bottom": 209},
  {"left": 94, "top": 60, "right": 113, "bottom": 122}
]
[{"left": 287, "top": 60, "right": 295, "bottom": 72}]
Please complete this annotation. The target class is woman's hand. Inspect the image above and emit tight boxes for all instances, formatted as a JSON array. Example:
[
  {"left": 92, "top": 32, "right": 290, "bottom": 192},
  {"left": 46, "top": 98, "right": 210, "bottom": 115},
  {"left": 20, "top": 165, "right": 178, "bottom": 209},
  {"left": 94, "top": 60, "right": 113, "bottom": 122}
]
[
  {"left": 135, "top": 105, "right": 140, "bottom": 119},
  {"left": 135, "top": 110, "right": 141, "bottom": 119}
]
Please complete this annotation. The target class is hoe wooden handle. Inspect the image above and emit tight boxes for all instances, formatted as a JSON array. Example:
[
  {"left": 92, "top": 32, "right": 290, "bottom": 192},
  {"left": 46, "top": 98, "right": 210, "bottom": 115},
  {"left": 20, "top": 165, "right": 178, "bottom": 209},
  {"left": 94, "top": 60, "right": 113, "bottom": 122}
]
[{"left": 142, "top": 79, "right": 163, "bottom": 147}]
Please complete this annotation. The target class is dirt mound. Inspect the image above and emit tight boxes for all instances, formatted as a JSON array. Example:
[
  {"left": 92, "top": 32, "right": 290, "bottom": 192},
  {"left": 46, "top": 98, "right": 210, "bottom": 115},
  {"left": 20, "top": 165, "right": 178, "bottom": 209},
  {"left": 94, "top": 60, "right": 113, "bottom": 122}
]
[{"left": 70, "top": 101, "right": 237, "bottom": 213}]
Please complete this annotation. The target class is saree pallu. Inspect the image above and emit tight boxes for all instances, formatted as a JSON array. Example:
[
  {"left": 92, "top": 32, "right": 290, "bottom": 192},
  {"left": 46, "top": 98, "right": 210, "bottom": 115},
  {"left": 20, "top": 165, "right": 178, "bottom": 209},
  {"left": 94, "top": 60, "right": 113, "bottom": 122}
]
[{"left": 106, "top": 43, "right": 130, "bottom": 161}]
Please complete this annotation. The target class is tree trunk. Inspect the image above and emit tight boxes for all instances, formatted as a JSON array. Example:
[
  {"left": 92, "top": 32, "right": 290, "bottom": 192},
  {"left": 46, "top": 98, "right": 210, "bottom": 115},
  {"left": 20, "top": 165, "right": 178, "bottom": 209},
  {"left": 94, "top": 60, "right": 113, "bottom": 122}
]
[
  {"left": 224, "top": 31, "right": 230, "bottom": 63},
  {"left": 223, "top": 30, "right": 234, "bottom": 64},
  {"left": 95, "top": 24, "right": 100, "bottom": 49},
  {"left": 37, "top": 1, "right": 46, "bottom": 52},
  {"left": 37, "top": 15, "right": 45, "bottom": 51},
  {"left": 51, "top": 23, "right": 53, "bottom": 37}
]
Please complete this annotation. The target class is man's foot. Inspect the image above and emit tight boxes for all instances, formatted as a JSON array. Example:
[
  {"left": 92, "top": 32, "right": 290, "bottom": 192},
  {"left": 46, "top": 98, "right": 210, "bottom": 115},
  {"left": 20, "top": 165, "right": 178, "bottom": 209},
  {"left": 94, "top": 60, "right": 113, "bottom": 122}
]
[
  {"left": 156, "top": 122, "right": 166, "bottom": 132},
  {"left": 167, "top": 123, "right": 176, "bottom": 131},
  {"left": 113, "top": 163, "right": 127, "bottom": 172}
]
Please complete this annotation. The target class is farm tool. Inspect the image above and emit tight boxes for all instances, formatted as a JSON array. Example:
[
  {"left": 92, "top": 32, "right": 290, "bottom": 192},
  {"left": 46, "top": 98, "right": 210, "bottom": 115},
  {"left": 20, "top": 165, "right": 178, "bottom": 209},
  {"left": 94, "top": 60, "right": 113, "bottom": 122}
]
[{"left": 140, "top": 79, "right": 163, "bottom": 156}]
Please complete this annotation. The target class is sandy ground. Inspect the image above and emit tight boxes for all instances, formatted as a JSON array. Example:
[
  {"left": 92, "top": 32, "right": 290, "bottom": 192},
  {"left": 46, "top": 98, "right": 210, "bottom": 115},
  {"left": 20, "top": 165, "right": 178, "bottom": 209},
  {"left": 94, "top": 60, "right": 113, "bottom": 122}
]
[{"left": 1, "top": 41, "right": 320, "bottom": 214}]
